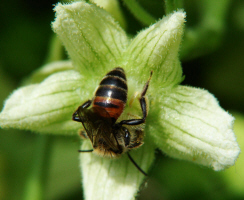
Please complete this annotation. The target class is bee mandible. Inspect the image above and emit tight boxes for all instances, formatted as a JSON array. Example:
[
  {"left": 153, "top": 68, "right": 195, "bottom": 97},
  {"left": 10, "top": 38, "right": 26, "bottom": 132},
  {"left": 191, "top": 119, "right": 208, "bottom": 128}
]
[{"left": 72, "top": 67, "right": 152, "bottom": 176}]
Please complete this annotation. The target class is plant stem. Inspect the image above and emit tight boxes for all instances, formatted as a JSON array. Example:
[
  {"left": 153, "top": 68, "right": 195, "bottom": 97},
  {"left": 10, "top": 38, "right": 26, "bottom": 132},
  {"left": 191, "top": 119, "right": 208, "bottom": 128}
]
[
  {"left": 164, "top": 0, "right": 183, "bottom": 14},
  {"left": 44, "top": 35, "right": 64, "bottom": 63},
  {"left": 23, "top": 135, "right": 52, "bottom": 200},
  {"left": 123, "top": 0, "right": 156, "bottom": 26}
]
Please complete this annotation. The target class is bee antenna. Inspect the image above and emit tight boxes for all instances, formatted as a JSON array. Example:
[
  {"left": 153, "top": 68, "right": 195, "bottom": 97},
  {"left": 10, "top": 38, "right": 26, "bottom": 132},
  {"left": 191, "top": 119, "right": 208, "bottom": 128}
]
[
  {"left": 127, "top": 152, "right": 148, "bottom": 176},
  {"left": 78, "top": 149, "right": 93, "bottom": 153}
]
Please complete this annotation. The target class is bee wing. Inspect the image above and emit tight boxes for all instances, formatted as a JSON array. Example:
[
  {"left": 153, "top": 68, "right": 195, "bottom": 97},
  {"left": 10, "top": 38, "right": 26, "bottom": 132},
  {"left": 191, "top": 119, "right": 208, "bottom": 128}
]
[
  {"left": 76, "top": 106, "right": 119, "bottom": 150},
  {"left": 91, "top": 107, "right": 119, "bottom": 150},
  {"left": 76, "top": 106, "right": 97, "bottom": 144},
  {"left": 92, "top": 121, "right": 118, "bottom": 151}
]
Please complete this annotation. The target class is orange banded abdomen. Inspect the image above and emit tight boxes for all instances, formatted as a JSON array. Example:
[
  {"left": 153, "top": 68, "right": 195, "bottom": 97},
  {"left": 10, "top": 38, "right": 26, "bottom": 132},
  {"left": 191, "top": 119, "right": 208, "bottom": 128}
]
[
  {"left": 93, "top": 96, "right": 125, "bottom": 119},
  {"left": 92, "top": 67, "right": 127, "bottom": 122}
]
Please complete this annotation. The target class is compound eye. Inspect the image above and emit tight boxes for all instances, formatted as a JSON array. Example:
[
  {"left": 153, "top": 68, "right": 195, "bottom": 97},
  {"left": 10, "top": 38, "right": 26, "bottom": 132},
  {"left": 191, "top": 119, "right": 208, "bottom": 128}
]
[{"left": 124, "top": 129, "right": 130, "bottom": 147}]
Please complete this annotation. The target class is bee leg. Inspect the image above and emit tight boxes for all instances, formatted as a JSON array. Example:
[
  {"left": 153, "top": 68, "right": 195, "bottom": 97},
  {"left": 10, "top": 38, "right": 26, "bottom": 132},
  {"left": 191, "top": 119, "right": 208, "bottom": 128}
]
[
  {"left": 127, "top": 152, "right": 148, "bottom": 176},
  {"left": 72, "top": 99, "right": 92, "bottom": 122},
  {"left": 80, "top": 99, "right": 92, "bottom": 109},
  {"left": 140, "top": 70, "right": 153, "bottom": 119},
  {"left": 118, "top": 71, "right": 153, "bottom": 126},
  {"left": 78, "top": 149, "right": 93, "bottom": 153}
]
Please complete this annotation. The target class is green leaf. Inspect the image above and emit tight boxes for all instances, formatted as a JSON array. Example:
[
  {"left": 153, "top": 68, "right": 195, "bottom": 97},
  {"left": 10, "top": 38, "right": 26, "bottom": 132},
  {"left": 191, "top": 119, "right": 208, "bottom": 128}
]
[
  {"left": 52, "top": 1, "right": 128, "bottom": 77},
  {"left": 125, "top": 11, "right": 185, "bottom": 90},
  {"left": 0, "top": 70, "right": 85, "bottom": 134},
  {"left": 149, "top": 85, "right": 240, "bottom": 170}
]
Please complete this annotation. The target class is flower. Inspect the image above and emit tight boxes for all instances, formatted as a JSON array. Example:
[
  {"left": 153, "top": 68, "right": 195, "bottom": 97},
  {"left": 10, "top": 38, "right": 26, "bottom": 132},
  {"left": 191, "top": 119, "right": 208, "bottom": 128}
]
[{"left": 0, "top": 1, "right": 240, "bottom": 200}]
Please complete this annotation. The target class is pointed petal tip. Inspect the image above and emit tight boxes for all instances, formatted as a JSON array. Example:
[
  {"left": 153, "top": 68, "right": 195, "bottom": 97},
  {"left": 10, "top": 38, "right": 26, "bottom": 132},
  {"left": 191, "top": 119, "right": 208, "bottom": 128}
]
[
  {"left": 163, "top": 10, "right": 186, "bottom": 34},
  {"left": 212, "top": 151, "right": 241, "bottom": 171},
  {"left": 147, "top": 10, "right": 186, "bottom": 34},
  {"left": 125, "top": 10, "right": 186, "bottom": 89},
  {"left": 52, "top": 1, "right": 128, "bottom": 75},
  {"left": 173, "top": 10, "right": 186, "bottom": 19}
]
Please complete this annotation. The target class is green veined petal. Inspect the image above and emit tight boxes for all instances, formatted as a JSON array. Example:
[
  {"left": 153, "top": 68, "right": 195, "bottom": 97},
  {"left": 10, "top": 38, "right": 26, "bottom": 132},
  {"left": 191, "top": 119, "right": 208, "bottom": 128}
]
[
  {"left": 148, "top": 85, "right": 240, "bottom": 170},
  {"left": 80, "top": 137, "right": 155, "bottom": 200},
  {"left": 0, "top": 70, "right": 86, "bottom": 135},
  {"left": 52, "top": 1, "right": 128, "bottom": 77},
  {"left": 125, "top": 11, "right": 185, "bottom": 91}
]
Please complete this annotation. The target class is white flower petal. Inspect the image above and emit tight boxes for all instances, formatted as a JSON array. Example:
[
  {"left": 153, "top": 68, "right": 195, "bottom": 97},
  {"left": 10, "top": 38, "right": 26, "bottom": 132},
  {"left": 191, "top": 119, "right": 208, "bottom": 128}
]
[
  {"left": 0, "top": 70, "right": 86, "bottom": 134},
  {"left": 125, "top": 11, "right": 185, "bottom": 90},
  {"left": 80, "top": 138, "right": 155, "bottom": 200},
  {"left": 52, "top": 2, "right": 128, "bottom": 76},
  {"left": 149, "top": 85, "right": 240, "bottom": 170}
]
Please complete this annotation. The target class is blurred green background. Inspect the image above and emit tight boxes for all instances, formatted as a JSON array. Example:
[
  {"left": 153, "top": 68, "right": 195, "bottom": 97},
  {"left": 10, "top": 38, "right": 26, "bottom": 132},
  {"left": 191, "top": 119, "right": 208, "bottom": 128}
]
[{"left": 0, "top": 0, "right": 244, "bottom": 200}]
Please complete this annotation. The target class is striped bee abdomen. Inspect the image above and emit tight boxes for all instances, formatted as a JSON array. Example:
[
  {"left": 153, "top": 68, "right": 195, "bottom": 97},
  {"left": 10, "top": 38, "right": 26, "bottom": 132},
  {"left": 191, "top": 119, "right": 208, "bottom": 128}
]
[{"left": 92, "top": 67, "right": 127, "bottom": 121}]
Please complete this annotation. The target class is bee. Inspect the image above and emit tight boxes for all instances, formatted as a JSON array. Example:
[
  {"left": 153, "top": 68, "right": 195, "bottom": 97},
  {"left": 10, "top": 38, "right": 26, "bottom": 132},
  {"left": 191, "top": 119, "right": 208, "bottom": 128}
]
[{"left": 72, "top": 67, "right": 152, "bottom": 176}]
